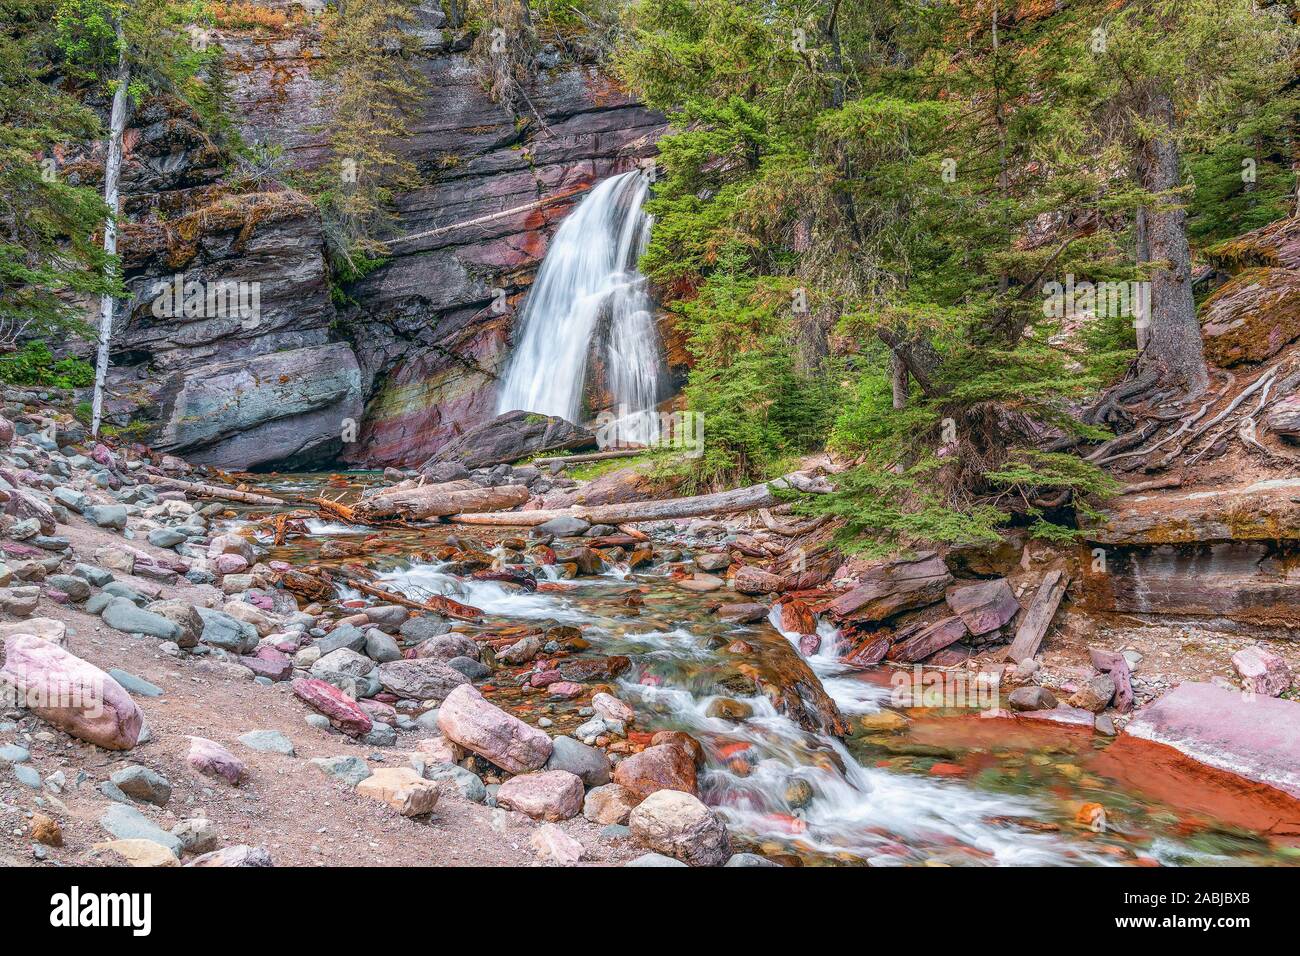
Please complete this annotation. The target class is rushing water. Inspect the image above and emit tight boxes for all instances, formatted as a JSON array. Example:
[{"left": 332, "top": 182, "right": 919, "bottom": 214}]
[
  {"left": 236, "top": 473, "right": 1300, "bottom": 866},
  {"left": 495, "top": 171, "right": 665, "bottom": 445}
]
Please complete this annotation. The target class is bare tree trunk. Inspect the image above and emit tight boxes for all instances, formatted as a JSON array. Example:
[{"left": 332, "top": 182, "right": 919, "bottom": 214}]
[
  {"left": 889, "top": 351, "right": 908, "bottom": 409},
  {"left": 91, "top": 27, "right": 130, "bottom": 437},
  {"left": 1135, "top": 91, "right": 1207, "bottom": 396},
  {"left": 1134, "top": 205, "right": 1150, "bottom": 352}
]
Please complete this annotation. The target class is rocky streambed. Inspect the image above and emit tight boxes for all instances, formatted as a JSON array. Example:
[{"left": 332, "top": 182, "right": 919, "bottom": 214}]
[{"left": 1, "top": 397, "right": 1298, "bottom": 867}]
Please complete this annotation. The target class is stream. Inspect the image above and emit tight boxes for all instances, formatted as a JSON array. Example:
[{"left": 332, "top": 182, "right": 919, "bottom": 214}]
[{"left": 234, "top": 472, "right": 1298, "bottom": 867}]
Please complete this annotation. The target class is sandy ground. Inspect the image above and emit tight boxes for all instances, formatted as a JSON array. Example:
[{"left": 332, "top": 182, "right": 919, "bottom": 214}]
[{"left": 0, "top": 517, "right": 640, "bottom": 868}]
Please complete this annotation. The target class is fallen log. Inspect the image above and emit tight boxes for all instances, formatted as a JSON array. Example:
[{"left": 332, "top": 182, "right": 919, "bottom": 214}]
[
  {"left": 355, "top": 483, "right": 530, "bottom": 521},
  {"left": 448, "top": 471, "right": 833, "bottom": 526},
  {"left": 335, "top": 572, "right": 484, "bottom": 621},
  {"left": 531, "top": 448, "right": 646, "bottom": 467},
  {"left": 146, "top": 474, "right": 287, "bottom": 506},
  {"left": 1006, "top": 569, "right": 1069, "bottom": 663}
]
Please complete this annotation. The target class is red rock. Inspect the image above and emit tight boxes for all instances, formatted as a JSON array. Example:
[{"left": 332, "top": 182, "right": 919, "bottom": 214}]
[
  {"left": 944, "top": 578, "right": 1020, "bottom": 635},
  {"left": 886, "top": 616, "right": 968, "bottom": 663},
  {"left": 733, "top": 565, "right": 783, "bottom": 595},
  {"left": 650, "top": 730, "right": 705, "bottom": 766},
  {"left": 0, "top": 635, "right": 143, "bottom": 750},
  {"left": 779, "top": 599, "right": 817, "bottom": 635},
  {"left": 798, "top": 633, "right": 821, "bottom": 656},
  {"left": 187, "top": 736, "right": 246, "bottom": 785},
  {"left": 530, "top": 669, "right": 562, "bottom": 687},
  {"left": 242, "top": 646, "right": 292, "bottom": 681},
  {"left": 929, "top": 762, "right": 966, "bottom": 777},
  {"left": 496, "top": 770, "right": 585, "bottom": 821},
  {"left": 1088, "top": 647, "right": 1134, "bottom": 712},
  {"left": 292, "top": 677, "right": 373, "bottom": 737},
  {"left": 613, "top": 742, "right": 698, "bottom": 799},
  {"left": 557, "top": 655, "right": 630, "bottom": 682},
  {"left": 826, "top": 554, "right": 953, "bottom": 623},
  {"left": 546, "top": 681, "right": 583, "bottom": 698}
]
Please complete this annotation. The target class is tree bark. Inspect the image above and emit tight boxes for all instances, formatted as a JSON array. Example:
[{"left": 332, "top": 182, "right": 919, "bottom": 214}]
[
  {"left": 448, "top": 472, "right": 832, "bottom": 526},
  {"left": 1135, "top": 91, "right": 1208, "bottom": 396},
  {"left": 91, "top": 27, "right": 130, "bottom": 436}
]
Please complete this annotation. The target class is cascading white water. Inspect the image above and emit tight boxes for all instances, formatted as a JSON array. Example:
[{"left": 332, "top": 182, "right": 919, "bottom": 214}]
[{"left": 496, "top": 171, "right": 665, "bottom": 445}]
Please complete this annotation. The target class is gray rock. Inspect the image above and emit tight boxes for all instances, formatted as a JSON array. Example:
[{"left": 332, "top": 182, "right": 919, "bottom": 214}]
[
  {"left": 377, "top": 657, "right": 469, "bottom": 700},
  {"left": 102, "top": 581, "right": 148, "bottom": 605},
  {"left": 423, "top": 763, "right": 487, "bottom": 803},
  {"left": 725, "top": 853, "right": 781, "bottom": 867},
  {"left": 71, "top": 563, "right": 114, "bottom": 587},
  {"left": 0, "top": 744, "right": 31, "bottom": 764},
  {"left": 86, "top": 504, "right": 129, "bottom": 529},
  {"left": 364, "top": 629, "right": 402, "bottom": 663},
  {"left": 399, "top": 615, "right": 452, "bottom": 643},
  {"left": 147, "top": 527, "right": 189, "bottom": 548},
  {"left": 544, "top": 735, "right": 611, "bottom": 787},
  {"left": 51, "top": 487, "right": 89, "bottom": 513},
  {"left": 445, "top": 656, "right": 490, "bottom": 680},
  {"left": 48, "top": 574, "right": 91, "bottom": 602},
  {"left": 238, "top": 730, "right": 296, "bottom": 756},
  {"left": 361, "top": 722, "right": 397, "bottom": 747},
  {"left": 171, "top": 818, "right": 219, "bottom": 855},
  {"left": 535, "top": 515, "right": 591, "bottom": 538},
  {"left": 144, "top": 599, "right": 203, "bottom": 648},
  {"left": 101, "top": 598, "right": 183, "bottom": 640},
  {"left": 315, "top": 623, "right": 367, "bottom": 656},
  {"left": 1008, "top": 686, "right": 1058, "bottom": 712},
  {"left": 195, "top": 607, "right": 259, "bottom": 653},
  {"left": 13, "top": 764, "right": 41, "bottom": 789},
  {"left": 311, "top": 755, "right": 372, "bottom": 787},
  {"left": 110, "top": 766, "right": 172, "bottom": 806},
  {"left": 108, "top": 668, "right": 164, "bottom": 698},
  {"left": 99, "top": 804, "right": 183, "bottom": 854}
]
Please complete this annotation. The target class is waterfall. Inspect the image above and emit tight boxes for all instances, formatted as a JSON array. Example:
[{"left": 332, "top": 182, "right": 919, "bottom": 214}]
[{"left": 496, "top": 170, "right": 665, "bottom": 445}]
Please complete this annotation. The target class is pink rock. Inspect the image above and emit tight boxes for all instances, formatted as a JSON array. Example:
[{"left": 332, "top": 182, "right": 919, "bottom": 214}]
[
  {"left": 530, "top": 669, "right": 562, "bottom": 687},
  {"left": 0, "top": 635, "right": 143, "bottom": 749},
  {"left": 187, "top": 736, "right": 247, "bottom": 785},
  {"left": 546, "top": 681, "right": 583, "bottom": 699},
  {"left": 1088, "top": 647, "right": 1134, "bottom": 713},
  {"left": 1125, "top": 682, "right": 1300, "bottom": 799},
  {"left": 1018, "top": 705, "right": 1098, "bottom": 729},
  {"left": 798, "top": 633, "right": 821, "bottom": 656},
  {"left": 1231, "top": 646, "right": 1292, "bottom": 698},
  {"left": 292, "top": 678, "right": 373, "bottom": 737},
  {"left": 242, "top": 647, "right": 292, "bottom": 681},
  {"left": 530, "top": 822, "right": 585, "bottom": 864},
  {"left": 0, "top": 416, "right": 13, "bottom": 446},
  {"left": 496, "top": 770, "right": 585, "bottom": 821},
  {"left": 591, "top": 692, "right": 635, "bottom": 725},
  {"left": 437, "top": 684, "right": 553, "bottom": 773},
  {"left": 212, "top": 553, "right": 249, "bottom": 575},
  {"left": 91, "top": 443, "right": 115, "bottom": 467},
  {"left": 415, "top": 735, "right": 464, "bottom": 764},
  {"left": 207, "top": 534, "right": 255, "bottom": 563}
]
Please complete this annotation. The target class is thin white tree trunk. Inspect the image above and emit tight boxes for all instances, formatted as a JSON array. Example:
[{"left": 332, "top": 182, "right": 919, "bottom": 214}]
[{"left": 91, "top": 27, "right": 130, "bottom": 437}]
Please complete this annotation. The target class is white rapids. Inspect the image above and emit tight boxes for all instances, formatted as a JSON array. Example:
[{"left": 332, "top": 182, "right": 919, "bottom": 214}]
[{"left": 495, "top": 170, "right": 665, "bottom": 445}]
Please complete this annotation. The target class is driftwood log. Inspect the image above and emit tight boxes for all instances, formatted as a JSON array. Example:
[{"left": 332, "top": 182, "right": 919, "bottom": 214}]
[
  {"left": 448, "top": 471, "right": 833, "bottom": 526},
  {"left": 355, "top": 482, "right": 530, "bottom": 521},
  {"left": 145, "top": 474, "right": 287, "bottom": 506},
  {"left": 530, "top": 448, "right": 646, "bottom": 467},
  {"left": 1007, "top": 569, "right": 1070, "bottom": 663}
]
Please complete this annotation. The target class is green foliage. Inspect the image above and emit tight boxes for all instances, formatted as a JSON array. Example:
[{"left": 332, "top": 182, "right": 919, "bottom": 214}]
[{"left": 0, "top": 341, "right": 95, "bottom": 388}]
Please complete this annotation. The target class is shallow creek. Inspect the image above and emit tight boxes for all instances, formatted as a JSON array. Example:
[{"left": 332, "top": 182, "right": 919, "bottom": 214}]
[{"left": 232, "top": 473, "right": 1299, "bottom": 866}]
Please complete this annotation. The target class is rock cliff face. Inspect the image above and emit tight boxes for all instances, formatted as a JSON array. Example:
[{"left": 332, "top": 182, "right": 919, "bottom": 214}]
[{"left": 98, "top": 9, "right": 663, "bottom": 470}]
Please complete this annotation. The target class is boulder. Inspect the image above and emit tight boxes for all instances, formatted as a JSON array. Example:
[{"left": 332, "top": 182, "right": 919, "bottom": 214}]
[
  {"left": 187, "top": 736, "right": 246, "bottom": 785},
  {"left": 109, "top": 766, "right": 172, "bottom": 806},
  {"left": 825, "top": 553, "right": 953, "bottom": 623},
  {"left": 356, "top": 767, "right": 440, "bottom": 816},
  {"left": 1124, "top": 682, "right": 1300, "bottom": 799},
  {"left": 1231, "top": 645, "right": 1292, "bottom": 697},
  {"left": 101, "top": 598, "right": 183, "bottom": 641},
  {"left": 612, "top": 742, "right": 698, "bottom": 799},
  {"left": 436, "top": 684, "right": 553, "bottom": 773},
  {"left": 195, "top": 607, "right": 259, "bottom": 653},
  {"left": 945, "top": 578, "right": 1020, "bottom": 635},
  {"left": 628, "top": 790, "right": 731, "bottom": 867},
  {"left": 886, "top": 616, "right": 969, "bottom": 663},
  {"left": 496, "top": 770, "right": 585, "bottom": 821},
  {"left": 544, "top": 735, "right": 611, "bottom": 787},
  {"left": 530, "top": 823, "right": 585, "bottom": 864},
  {"left": 535, "top": 515, "right": 591, "bottom": 537},
  {"left": 0, "top": 635, "right": 143, "bottom": 749},
  {"left": 291, "top": 677, "right": 373, "bottom": 737},
  {"left": 1201, "top": 267, "right": 1300, "bottom": 366},
  {"left": 583, "top": 783, "right": 639, "bottom": 825},
  {"left": 733, "top": 566, "right": 783, "bottom": 595},
  {"left": 144, "top": 599, "right": 203, "bottom": 648},
  {"left": 1008, "top": 686, "right": 1057, "bottom": 712},
  {"left": 422, "top": 410, "right": 595, "bottom": 471},
  {"left": 377, "top": 656, "right": 469, "bottom": 700}
]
